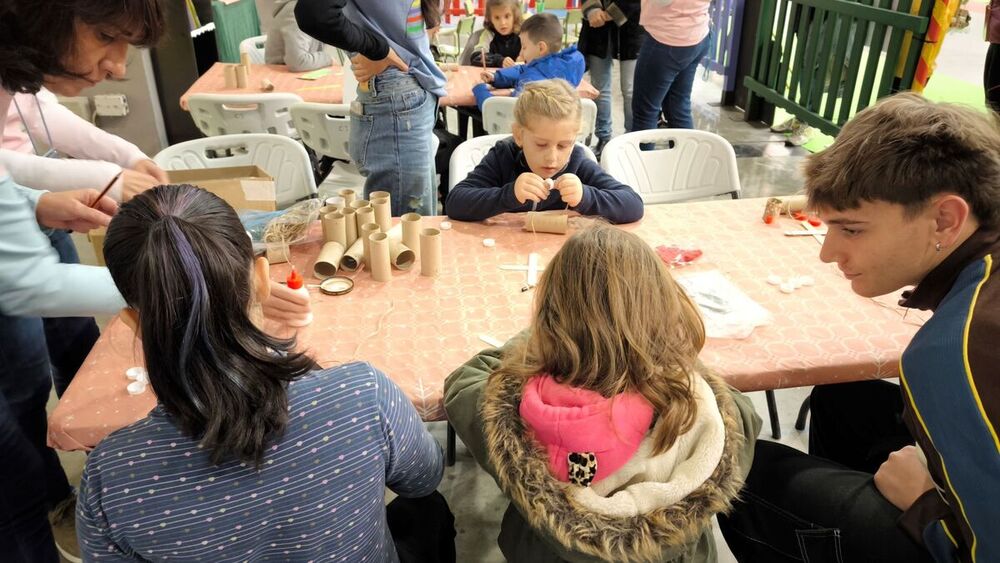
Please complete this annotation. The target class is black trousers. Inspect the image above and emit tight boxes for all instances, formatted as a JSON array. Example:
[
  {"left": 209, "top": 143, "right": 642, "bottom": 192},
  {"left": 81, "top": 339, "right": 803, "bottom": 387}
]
[
  {"left": 985, "top": 43, "right": 1000, "bottom": 112},
  {"left": 387, "top": 491, "right": 457, "bottom": 563},
  {"left": 718, "top": 381, "right": 932, "bottom": 562}
]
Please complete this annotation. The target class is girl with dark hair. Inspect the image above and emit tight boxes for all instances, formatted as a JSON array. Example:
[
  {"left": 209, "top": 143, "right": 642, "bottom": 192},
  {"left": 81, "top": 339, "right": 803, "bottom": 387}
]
[{"left": 78, "top": 184, "right": 455, "bottom": 562}]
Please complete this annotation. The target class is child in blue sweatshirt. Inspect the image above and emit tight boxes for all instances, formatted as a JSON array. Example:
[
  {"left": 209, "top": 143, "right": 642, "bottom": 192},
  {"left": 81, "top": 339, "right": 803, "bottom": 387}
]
[
  {"left": 473, "top": 13, "right": 586, "bottom": 109},
  {"left": 448, "top": 79, "right": 644, "bottom": 224}
]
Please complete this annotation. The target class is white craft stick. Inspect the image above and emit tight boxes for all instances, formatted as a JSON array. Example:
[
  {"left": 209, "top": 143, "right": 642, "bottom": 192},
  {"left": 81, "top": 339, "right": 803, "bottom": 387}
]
[
  {"left": 784, "top": 230, "right": 828, "bottom": 236},
  {"left": 499, "top": 264, "right": 546, "bottom": 272},
  {"left": 527, "top": 253, "right": 539, "bottom": 286},
  {"left": 479, "top": 334, "right": 504, "bottom": 348}
]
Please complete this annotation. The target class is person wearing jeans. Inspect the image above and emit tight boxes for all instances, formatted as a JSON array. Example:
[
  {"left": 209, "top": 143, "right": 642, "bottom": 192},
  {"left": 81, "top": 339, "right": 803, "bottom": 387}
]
[
  {"left": 578, "top": 0, "right": 642, "bottom": 152},
  {"left": 296, "top": 0, "right": 447, "bottom": 216},
  {"left": 631, "top": 0, "right": 711, "bottom": 131}
]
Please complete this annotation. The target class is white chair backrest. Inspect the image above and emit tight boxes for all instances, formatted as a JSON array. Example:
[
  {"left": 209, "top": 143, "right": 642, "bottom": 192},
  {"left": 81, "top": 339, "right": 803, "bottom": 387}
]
[
  {"left": 481, "top": 96, "right": 598, "bottom": 145},
  {"left": 449, "top": 134, "right": 597, "bottom": 190},
  {"left": 187, "top": 93, "right": 303, "bottom": 138},
  {"left": 289, "top": 102, "right": 351, "bottom": 161},
  {"left": 239, "top": 34, "right": 267, "bottom": 64},
  {"left": 341, "top": 64, "right": 358, "bottom": 105},
  {"left": 154, "top": 134, "right": 317, "bottom": 209},
  {"left": 600, "top": 129, "right": 741, "bottom": 204}
]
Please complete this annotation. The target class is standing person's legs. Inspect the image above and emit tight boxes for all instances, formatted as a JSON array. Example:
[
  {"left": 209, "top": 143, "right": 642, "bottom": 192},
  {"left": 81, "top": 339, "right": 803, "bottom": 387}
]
[
  {"left": 43, "top": 229, "right": 100, "bottom": 397},
  {"left": 985, "top": 42, "right": 1000, "bottom": 112},
  {"left": 587, "top": 51, "right": 614, "bottom": 143},
  {"left": 808, "top": 380, "right": 912, "bottom": 474},
  {"left": 661, "top": 34, "right": 711, "bottom": 129},
  {"left": 350, "top": 69, "right": 440, "bottom": 216},
  {"left": 619, "top": 58, "right": 637, "bottom": 132},
  {"left": 0, "top": 391, "right": 60, "bottom": 563},
  {"left": 718, "top": 441, "right": 933, "bottom": 563},
  {"left": 631, "top": 31, "right": 680, "bottom": 132}
]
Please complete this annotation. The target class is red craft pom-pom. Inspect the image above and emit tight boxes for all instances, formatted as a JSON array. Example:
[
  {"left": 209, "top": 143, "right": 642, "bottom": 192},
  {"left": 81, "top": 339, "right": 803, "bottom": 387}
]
[
  {"left": 763, "top": 214, "right": 775, "bottom": 224},
  {"left": 808, "top": 217, "right": 822, "bottom": 227},
  {"left": 793, "top": 211, "right": 807, "bottom": 221}
]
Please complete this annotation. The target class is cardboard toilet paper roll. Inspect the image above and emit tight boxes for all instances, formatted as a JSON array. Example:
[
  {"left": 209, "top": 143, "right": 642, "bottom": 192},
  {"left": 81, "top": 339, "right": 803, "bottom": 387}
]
[
  {"left": 524, "top": 212, "right": 568, "bottom": 235},
  {"left": 240, "top": 52, "right": 251, "bottom": 70},
  {"left": 313, "top": 241, "right": 345, "bottom": 279},
  {"left": 319, "top": 204, "right": 340, "bottom": 217},
  {"left": 322, "top": 211, "right": 347, "bottom": 247},
  {"left": 359, "top": 223, "right": 380, "bottom": 267},
  {"left": 420, "top": 228, "right": 442, "bottom": 277},
  {"left": 224, "top": 65, "right": 238, "bottom": 89},
  {"left": 369, "top": 233, "right": 392, "bottom": 282},
  {"left": 356, "top": 207, "right": 375, "bottom": 230},
  {"left": 338, "top": 188, "right": 356, "bottom": 205},
  {"left": 340, "top": 237, "right": 365, "bottom": 272},
  {"left": 401, "top": 213, "right": 422, "bottom": 260},
  {"left": 388, "top": 239, "right": 415, "bottom": 270},
  {"left": 779, "top": 195, "right": 808, "bottom": 214},
  {"left": 369, "top": 191, "right": 391, "bottom": 204},
  {"left": 372, "top": 197, "right": 392, "bottom": 232},
  {"left": 235, "top": 65, "right": 248, "bottom": 88},
  {"left": 349, "top": 199, "right": 371, "bottom": 210},
  {"left": 342, "top": 207, "right": 358, "bottom": 248}
]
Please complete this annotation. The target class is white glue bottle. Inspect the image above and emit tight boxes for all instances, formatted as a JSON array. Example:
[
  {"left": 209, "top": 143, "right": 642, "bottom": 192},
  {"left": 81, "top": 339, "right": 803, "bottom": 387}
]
[{"left": 285, "top": 267, "right": 313, "bottom": 327}]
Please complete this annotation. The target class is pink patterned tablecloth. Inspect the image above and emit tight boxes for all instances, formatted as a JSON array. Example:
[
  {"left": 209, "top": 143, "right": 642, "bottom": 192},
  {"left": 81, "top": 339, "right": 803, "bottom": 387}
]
[
  {"left": 48, "top": 199, "right": 926, "bottom": 451},
  {"left": 180, "top": 63, "right": 599, "bottom": 109}
]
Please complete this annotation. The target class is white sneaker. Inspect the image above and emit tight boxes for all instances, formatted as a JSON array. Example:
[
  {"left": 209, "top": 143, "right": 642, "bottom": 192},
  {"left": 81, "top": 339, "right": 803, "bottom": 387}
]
[
  {"left": 770, "top": 117, "right": 800, "bottom": 133},
  {"left": 786, "top": 125, "right": 815, "bottom": 147},
  {"left": 49, "top": 494, "right": 82, "bottom": 563}
]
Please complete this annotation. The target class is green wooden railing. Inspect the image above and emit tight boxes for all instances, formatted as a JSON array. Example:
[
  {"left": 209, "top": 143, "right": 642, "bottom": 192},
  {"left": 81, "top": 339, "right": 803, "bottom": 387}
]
[{"left": 744, "top": 0, "right": 934, "bottom": 136}]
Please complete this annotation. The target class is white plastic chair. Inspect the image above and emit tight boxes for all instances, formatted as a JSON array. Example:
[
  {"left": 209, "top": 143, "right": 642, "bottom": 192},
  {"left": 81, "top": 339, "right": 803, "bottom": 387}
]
[
  {"left": 187, "top": 93, "right": 303, "bottom": 138},
  {"left": 154, "top": 134, "right": 317, "bottom": 209},
  {"left": 288, "top": 102, "right": 364, "bottom": 190},
  {"left": 239, "top": 34, "right": 267, "bottom": 64},
  {"left": 600, "top": 129, "right": 741, "bottom": 204},
  {"left": 481, "top": 97, "right": 598, "bottom": 146},
  {"left": 449, "top": 134, "right": 597, "bottom": 190}
]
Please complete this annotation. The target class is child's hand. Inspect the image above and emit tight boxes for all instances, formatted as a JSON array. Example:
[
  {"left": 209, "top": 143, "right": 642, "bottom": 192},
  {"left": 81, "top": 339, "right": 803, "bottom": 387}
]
[
  {"left": 480, "top": 71, "right": 495, "bottom": 84},
  {"left": 502, "top": 57, "right": 516, "bottom": 68},
  {"left": 555, "top": 174, "right": 584, "bottom": 207},
  {"left": 514, "top": 173, "right": 550, "bottom": 204}
]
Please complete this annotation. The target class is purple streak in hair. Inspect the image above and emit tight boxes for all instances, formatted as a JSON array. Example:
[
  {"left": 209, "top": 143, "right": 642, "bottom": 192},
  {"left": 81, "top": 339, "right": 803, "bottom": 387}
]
[{"left": 165, "top": 217, "right": 210, "bottom": 411}]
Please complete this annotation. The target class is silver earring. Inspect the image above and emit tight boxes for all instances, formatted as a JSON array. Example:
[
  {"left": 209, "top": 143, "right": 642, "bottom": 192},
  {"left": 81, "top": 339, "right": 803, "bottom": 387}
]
[{"left": 935, "top": 242, "right": 942, "bottom": 252}]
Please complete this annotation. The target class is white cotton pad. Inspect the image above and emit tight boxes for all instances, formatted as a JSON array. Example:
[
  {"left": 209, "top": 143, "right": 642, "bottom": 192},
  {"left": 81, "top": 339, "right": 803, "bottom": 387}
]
[
  {"left": 482, "top": 238, "right": 496, "bottom": 247},
  {"left": 766, "top": 274, "right": 782, "bottom": 286},
  {"left": 126, "top": 381, "right": 147, "bottom": 396},
  {"left": 779, "top": 282, "right": 795, "bottom": 294},
  {"left": 439, "top": 221, "right": 452, "bottom": 231},
  {"left": 125, "top": 367, "right": 148, "bottom": 381}
]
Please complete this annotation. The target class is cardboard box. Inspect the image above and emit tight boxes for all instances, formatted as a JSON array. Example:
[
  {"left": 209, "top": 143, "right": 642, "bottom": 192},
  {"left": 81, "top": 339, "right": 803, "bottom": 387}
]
[{"left": 89, "top": 166, "right": 277, "bottom": 265}]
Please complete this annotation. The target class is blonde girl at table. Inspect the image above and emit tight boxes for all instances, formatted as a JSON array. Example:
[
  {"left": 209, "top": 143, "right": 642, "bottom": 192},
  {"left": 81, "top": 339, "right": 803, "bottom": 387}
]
[
  {"left": 446, "top": 79, "right": 643, "bottom": 223},
  {"left": 294, "top": 0, "right": 446, "bottom": 216},
  {"left": 78, "top": 184, "right": 455, "bottom": 562},
  {"left": 444, "top": 223, "right": 761, "bottom": 562}
]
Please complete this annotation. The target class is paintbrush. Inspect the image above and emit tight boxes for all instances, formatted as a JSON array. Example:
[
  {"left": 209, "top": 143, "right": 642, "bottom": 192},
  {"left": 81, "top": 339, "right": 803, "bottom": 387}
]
[{"left": 90, "top": 172, "right": 123, "bottom": 208}]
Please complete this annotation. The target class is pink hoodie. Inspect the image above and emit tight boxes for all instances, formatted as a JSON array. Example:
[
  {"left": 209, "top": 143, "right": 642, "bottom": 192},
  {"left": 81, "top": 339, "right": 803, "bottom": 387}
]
[
  {"left": 519, "top": 375, "right": 655, "bottom": 486},
  {"left": 641, "top": 0, "right": 712, "bottom": 48}
]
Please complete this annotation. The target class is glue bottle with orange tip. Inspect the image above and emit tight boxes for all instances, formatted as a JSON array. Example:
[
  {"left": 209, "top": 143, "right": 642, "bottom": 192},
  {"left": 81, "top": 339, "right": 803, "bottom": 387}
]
[{"left": 285, "top": 267, "right": 313, "bottom": 327}]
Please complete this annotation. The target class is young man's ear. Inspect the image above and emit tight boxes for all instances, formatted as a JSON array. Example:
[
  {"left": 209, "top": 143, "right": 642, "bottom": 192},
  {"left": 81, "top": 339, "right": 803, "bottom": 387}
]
[
  {"left": 538, "top": 40, "right": 551, "bottom": 56},
  {"left": 120, "top": 307, "right": 140, "bottom": 338},
  {"left": 253, "top": 257, "right": 272, "bottom": 305},
  {"left": 934, "top": 194, "right": 976, "bottom": 249}
]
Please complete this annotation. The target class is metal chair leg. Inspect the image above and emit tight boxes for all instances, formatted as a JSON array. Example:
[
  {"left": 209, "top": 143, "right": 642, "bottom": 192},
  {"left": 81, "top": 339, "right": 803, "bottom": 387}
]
[
  {"left": 765, "top": 389, "right": 781, "bottom": 440},
  {"left": 446, "top": 422, "right": 456, "bottom": 467},
  {"left": 795, "top": 396, "right": 811, "bottom": 431}
]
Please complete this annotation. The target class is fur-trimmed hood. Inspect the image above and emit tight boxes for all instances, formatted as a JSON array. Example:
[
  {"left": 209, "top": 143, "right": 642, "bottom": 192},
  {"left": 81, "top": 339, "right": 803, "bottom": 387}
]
[{"left": 482, "top": 370, "right": 748, "bottom": 562}]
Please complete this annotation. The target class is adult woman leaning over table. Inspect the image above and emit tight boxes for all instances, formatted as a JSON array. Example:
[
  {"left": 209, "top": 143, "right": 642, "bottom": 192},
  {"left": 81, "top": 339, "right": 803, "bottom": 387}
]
[{"left": 0, "top": 2, "right": 308, "bottom": 560}]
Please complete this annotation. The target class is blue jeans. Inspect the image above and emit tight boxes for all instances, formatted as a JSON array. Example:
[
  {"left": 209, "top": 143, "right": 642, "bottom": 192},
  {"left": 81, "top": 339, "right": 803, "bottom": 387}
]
[
  {"left": 0, "top": 314, "right": 66, "bottom": 563},
  {"left": 350, "top": 68, "right": 440, "bottom": 216},
  {"left": 631, "top": 31, "right": 711, "bottom": 131},
  {"left": 588, "top": 47, "right": 637, "bottom": 140},
  {"left": 44, "top": 230, "right": 99, "bottom": 397}
]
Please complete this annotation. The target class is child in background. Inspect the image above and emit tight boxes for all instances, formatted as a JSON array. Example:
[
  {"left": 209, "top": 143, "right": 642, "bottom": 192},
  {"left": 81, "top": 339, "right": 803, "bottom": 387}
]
[
  {"left": 78, "top": 184, "right": 455, "bottom": 561},
  {"left": 444, "top": 223, "right": 761, "bottom": 562},
  {"left": 473, "top": 13, "right": 585, "bottom": 109},
  {"left": 461, "top": 0, "right": 523, "bottom": 68},
  {"left": 447, "top": 79, "right": 643, "bottom": 224},
  {"left": 265, "top": 0, "right": 334, "bottom": 72}
]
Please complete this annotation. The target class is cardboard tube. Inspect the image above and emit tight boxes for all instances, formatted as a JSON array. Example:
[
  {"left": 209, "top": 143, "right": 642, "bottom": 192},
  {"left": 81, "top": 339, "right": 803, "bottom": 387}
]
[
  {"left": 324, "top": 196, "right": 346, "bottom": 209},
  {"left": 359, "top": 223, "right": 380, "bottom": 267},
  {"left": 356, "top": 207, "right": 375, "bottom": 231},
  {"left": 779, "top": 195, "right": 808, "bottom": 214},
  {"left": 342, "top": 207, "right": 358, "bottom": 248},
  {"left": 369, "top": 233, "right": 392, "bottom": 282},
  {"left": 338, "top": 188, "right": 356, "bottom": 205},
  {"left": 261, "top": 78, "right": 274, "bottom": 92},
  {"left": 319, "top": 204, "right": 340, "bottom": 217},
  {"left": 235, "top": 65, "right": 248, "bottom": 88},
  {"left": 401, "top": 213, "right": 422, "bottom": 260},
  {"left": 373, "top": 197, "right": 392, "bottom": 232},
  {"left": 240, "top": 52, "right": 251, "bottom": 70},
  {"left": 340, "top": 237, "right": 365, "bottom": 272},
  {"left": 388, "top": 239, "right": 415, "bottom": 270},
  {"left": 322, "top": 211, "right": 347, "bottom": 247},
  {"left": 224, "top": 65, "right": 238, "bottom": 89},
  {"left": 524, "top": 212, "right": 568, "bottom": 235},
  {"left": 313, "top": 241, "right": 345, "bottom": 279},
  {"left": 420, "top": 228, "right": 441, "bottom": 277},
  {"left": 349, "top": 199, "right": 371, "bottom": 210},
  {"left": 369, "top": 190, "right": 391, "bottom": 203}
]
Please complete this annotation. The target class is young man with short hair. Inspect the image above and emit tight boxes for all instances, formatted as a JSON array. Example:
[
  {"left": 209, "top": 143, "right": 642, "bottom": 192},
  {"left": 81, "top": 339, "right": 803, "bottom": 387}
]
[{"left": 719, "top": 92, "right": 1000, "bottom": 563}]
